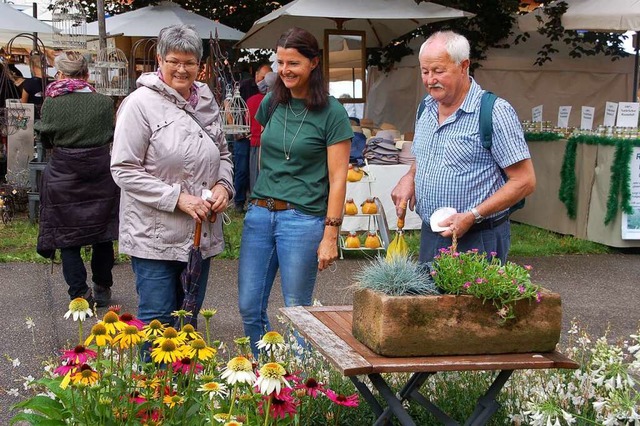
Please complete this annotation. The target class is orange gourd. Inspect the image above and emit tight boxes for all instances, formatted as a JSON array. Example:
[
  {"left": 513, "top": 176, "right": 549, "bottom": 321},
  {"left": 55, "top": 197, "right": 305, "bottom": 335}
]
[
  {"left": 361, "top": 198, "right": 378, "bottom": 214},
  {"left": 364, "top": 232, "right": 381, "bottom": 249},
  {"left": 347, "top": 164, "right": 364, "bottom": 182},
  {"left": 345, "top": 232, "right": 361, "bottom": 248},
  {"left": 344, "top": 198, "right": 358, "bottom": 215}
]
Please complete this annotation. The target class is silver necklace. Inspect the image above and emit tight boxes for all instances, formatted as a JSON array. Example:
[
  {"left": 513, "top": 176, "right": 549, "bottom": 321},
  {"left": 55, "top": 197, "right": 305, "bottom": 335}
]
[
  {"left": 288, "top": 101, "right": 307, "bottom": 117},
  {"left": 283, "top": 103, "right": 309, "bottom": 161}
]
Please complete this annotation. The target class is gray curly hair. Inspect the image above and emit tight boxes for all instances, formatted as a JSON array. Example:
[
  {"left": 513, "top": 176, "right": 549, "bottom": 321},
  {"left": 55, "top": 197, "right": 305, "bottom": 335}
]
[{"left": 157, "top": 24, "right": 203, "bottom": 62}]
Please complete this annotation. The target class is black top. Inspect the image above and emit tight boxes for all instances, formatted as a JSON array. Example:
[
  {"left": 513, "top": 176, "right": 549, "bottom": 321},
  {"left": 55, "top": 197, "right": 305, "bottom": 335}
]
[{"left": 22, "top": 77, "right": 52, "bottom": 118}]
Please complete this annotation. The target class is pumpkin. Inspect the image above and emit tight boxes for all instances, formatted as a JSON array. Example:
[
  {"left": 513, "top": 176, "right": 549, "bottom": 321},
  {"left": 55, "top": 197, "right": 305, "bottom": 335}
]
[
  {"left": 364, "top": 232, "right": 382, "bottom": 249},
  {"left": 345, "top": 232, "right": 361, "bottom": 248},
  {"left": 361, "top": 198, "right": 378, "bottom": 214},
  {"left": 347, "top": 164, "right": 364, "bottom": 182},
  {"left": 344, "top": 198, "right": 358, "bottom": 215}
]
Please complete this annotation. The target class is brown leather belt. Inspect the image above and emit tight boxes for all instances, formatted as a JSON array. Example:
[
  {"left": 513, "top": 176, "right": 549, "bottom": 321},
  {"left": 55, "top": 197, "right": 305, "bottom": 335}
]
[{"left": 251, "top": 198, "right": 294, "bottom": 211}]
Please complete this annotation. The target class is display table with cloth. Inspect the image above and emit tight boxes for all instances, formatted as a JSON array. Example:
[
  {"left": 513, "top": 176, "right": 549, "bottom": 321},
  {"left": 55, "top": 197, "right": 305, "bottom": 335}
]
[
  {"left": 344, "top": 164, "right": 421, "bottom": 231},
  {"left": 511, "top": 138, "right": 640, "bottom": 247},
  {"left": 281, "top": 305, "right": 579, "bottom": 426}
]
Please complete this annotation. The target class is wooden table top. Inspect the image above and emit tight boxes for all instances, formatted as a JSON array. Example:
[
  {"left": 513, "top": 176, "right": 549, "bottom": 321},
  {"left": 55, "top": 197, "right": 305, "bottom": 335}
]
[{"left": 280, "top": 306, "right": 579, "bottom": 376}]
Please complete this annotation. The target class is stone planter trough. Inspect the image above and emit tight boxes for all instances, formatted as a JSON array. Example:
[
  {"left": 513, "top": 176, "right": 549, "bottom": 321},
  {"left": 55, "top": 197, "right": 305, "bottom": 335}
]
[{"left": 352, "top": 287, "right": 562, "bottom": 357}]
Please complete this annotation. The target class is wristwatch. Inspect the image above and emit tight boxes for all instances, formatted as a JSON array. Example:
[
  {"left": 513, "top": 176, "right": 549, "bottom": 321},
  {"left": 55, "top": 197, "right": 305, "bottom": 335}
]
[{"left": 470, "top": 207, "right": 484, "bottom": 224}]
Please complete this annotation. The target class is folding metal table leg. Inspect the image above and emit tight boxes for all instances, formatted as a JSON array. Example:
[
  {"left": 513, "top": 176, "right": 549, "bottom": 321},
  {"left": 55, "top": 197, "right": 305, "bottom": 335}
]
[
  {"left": 348, "top": 375, "right": 384, "bottom": 418},
  {"left": 463, "top": 370, "right": 513, "bottom": 426},
  {"left": 371, "top": 372, "right": 433, "bottom": 426},
  {"left": 369, "top": 373, "right": 419, "bottom": 426}
]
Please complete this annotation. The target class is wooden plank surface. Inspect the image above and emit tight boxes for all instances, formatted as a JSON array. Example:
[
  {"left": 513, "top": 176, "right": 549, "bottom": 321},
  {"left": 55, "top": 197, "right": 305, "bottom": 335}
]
[{"left": 281, "top": 306, "right": 579, "bottom": 376}]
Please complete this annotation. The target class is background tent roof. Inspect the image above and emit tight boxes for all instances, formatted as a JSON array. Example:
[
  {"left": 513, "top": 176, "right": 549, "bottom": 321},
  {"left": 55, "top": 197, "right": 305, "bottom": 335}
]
[
  {"left": 86, "top": 1, "right": 244, "bottom": 40},
  {"left": 235, "top": 0, "right": 473, "bottom": 49},
  {"left": 0, "top": 3, "right": 57, "bottom": 34}
]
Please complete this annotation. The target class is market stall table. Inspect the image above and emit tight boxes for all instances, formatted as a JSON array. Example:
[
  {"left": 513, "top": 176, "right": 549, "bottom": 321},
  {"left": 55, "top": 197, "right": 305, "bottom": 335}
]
[{"left": 280, "top": 306, "right": 579, "bottom": 426}]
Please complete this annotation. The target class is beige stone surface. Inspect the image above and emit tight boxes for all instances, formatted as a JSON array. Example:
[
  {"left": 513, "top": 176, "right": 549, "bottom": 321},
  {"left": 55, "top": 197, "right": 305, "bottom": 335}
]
[{"left": 352, "top": 288, "right": 562, "bottom": 357}]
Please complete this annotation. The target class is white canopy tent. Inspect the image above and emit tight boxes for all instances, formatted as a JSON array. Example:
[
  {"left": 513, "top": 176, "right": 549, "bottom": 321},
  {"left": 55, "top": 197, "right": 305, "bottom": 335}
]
[
  {"left": 86, "top": 1, "right": 244, "bottom": 40},
  {"left": 0, "top": 3, "right": 57, "bottom": 48},
  {"left": 235, "top": 0, "right": 474, "bottom": 49},
  {"left": 365, "top": 32, "right": 635, "bottom": 133}
]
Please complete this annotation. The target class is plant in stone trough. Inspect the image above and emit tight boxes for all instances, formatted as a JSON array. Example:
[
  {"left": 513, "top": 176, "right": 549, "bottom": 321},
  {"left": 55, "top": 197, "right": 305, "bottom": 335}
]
[
  {"left": 430, "top": 246, "right": 541, "bottom": 321},
  {"left": 354, "top": 254, "right": 440, "bottom": 296}
]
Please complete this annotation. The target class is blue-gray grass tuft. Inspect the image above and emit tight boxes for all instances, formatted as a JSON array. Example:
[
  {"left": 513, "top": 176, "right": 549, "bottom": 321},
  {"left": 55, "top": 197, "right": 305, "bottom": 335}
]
[{"left": 354, "top": 255, "right": 440, "bottom": 296}]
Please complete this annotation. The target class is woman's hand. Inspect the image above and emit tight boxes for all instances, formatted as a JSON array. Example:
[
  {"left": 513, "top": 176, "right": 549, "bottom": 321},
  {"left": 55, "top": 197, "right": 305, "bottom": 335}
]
[
  {"left": 177, "top": 193, "right": 212, "bottom": 223},
  {"left": 207, "top": 183, "right": 230, "bottom": 215},
  {"left": 317, "top": 235, "right": 338, "bottom": 271}
]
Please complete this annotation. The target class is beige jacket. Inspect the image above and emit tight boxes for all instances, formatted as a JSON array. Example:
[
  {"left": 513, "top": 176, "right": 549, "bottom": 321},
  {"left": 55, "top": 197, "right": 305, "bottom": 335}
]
[{"left": 111, "top": 73, "right": 233, "bottom": 261}]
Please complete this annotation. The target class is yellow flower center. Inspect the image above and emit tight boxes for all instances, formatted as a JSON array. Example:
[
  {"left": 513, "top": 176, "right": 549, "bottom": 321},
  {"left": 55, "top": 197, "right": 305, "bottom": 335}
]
[
  {"left": 227, "top": 356, "right": 252, "bottom": 372},
  {"left": 262, "top": 331, "right": 284, "bottom": 344},
  {"left": 148, "top": 319, "right": 163, "bottom": 330},
  {"left": 91, "top": 323, "right": 107, "bottom": 335},
  {"left": 124, "top": 325, "right": 139, "bottom": 335},
  {"left": 182, "top": 324, "right": 195, "bottom": 334},
  {"left": 103, "top": 311, "right": 119, "bottom": 324},
  {"left": 69, "top": 298, "right": 90, "bottom": 312},
  {"left": 190, "top": 338, "right": 206, "bottom": 350},
  {"left": 260, "top": 362, "right": 286, "bottom": 379},
  {"left": 160, "top": 340, "right": 177, "bottom": 352},
  {"left": 163, "top": 327, "right": 179, "bottom": 339}
]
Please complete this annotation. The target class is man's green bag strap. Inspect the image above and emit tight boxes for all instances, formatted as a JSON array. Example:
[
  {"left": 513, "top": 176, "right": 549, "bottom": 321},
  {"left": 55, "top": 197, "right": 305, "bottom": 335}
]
[{"left": 416, "top": 91, "right": 524, "bottom": 213}]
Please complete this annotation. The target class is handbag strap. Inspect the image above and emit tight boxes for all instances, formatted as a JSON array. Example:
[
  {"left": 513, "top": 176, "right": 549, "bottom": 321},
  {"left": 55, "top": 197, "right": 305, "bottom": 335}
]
[{"left": 184, "top": 109, "right": 218, "bottom": 142}]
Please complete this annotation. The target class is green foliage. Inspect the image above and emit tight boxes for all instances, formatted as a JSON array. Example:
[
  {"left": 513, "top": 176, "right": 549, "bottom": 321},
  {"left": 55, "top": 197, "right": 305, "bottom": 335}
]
[
  {"left": 509, "top": 223, "right": 611, "bottom": 256},
  {"left": 354, "top": 254, "right": 440, "bottom": 296},
  {"left": 431, "top": 247, "right": 540, "bottom": 321}
]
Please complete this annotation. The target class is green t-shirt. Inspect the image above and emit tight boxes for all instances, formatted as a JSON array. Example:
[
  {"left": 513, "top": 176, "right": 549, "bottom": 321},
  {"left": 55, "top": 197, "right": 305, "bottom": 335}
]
[{"left": 254, "top": 94, "right": 353, "bottom": 216}]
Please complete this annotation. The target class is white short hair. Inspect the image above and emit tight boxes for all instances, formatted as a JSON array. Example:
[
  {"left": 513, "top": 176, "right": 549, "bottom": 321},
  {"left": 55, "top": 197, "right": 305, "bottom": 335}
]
[{"left": 419, "top": 31, "right": 470, "bottom": 66}]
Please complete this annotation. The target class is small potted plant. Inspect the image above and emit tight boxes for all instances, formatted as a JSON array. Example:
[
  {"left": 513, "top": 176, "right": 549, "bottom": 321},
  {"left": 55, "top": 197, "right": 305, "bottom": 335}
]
[{"left": 351, "top": 248, "right": 562, "bottom": 357}]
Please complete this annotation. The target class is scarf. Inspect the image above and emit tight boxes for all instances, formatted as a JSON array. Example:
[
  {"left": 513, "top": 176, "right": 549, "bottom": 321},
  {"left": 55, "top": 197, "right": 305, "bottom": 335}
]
[
  {"left": 157, "top": 69, "right": 199, "bottom": 108},
  {"left": 45, "top": 79, "right": 95, "bottom": 98}
]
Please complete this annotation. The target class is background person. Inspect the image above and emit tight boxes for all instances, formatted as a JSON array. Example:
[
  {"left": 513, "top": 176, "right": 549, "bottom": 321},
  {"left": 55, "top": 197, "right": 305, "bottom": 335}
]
[
  {"left": 238, "top": 27, "right": 352, "bottom": 356},
  {"left": 21, "top": 53, "right": 50, "bottom": 119},
  {"left": 391, "top": 31, "right": 535, "bottom": 264},
  {"left": 35, "top": 51, "right": 119, "bottom": 307},
  {"left": 111, "top": 24, "right": 234, "bottom": 327},
  {"left": 232, "top": 63, "right": 273, "bottom": 212},
  {"left": 246, "top": 71, "right": 277, "bottom": 193}
]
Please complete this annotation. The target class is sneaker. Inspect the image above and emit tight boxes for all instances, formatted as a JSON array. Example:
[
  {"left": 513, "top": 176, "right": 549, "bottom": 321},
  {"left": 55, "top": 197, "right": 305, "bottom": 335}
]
[{"left": 93, "top": 284, "right": 111, "bottom": 308}]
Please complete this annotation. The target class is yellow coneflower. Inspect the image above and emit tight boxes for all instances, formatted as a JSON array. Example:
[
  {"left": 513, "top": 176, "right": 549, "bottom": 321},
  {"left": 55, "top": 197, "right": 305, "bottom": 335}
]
[
  {"left": 142, "top": 319, "right": 166, "bottom": 341},
  {"left": 71, "top": 364, "right": 99, "bottom": 386},
  {"left": 64, "top": 298, "right": 93, "bottom": 322},
  {"left": 255, "top": 362, "right": 289, "bottom": 395},
  {"left": 101, "top": 311, "right": 126, "bottom": 336},
  {"left": 151, "top": 339, "right": 183, "bottom": 364},
  {"left": 162, "top": 394, "right": 184, "bottom": 408},
  {"left": 199, "top": 308, "right": 217, "bottom": 319},
  {"left": 184, "top": 338, "right": 216, "bottom": 361},
  {"left": 198, "top": 381, "right": 228, "bottom": 399},
  {"left": 153, "top": 327, "right": 186, "bottom": 348},
  {"left": 223, "top": 421, "right": 243, "bottom": 426},
  {"left": 178, "top": 323, "right": 202, "bottom": 341},
  {"left": 220, "top": 356, "right": 256, "bottom": 385},
  {"left": 112, "top": 325, "right": 146, "bottom": 349},
  {"left": 84, "top": 323, "right": 112, "bottom": 347}
]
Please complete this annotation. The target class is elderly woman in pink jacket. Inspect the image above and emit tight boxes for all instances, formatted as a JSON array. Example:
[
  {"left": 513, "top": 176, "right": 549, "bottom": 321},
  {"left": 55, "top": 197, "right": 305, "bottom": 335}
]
[{"left": 111, "top": 24, "right": 233, "bottom": 327}]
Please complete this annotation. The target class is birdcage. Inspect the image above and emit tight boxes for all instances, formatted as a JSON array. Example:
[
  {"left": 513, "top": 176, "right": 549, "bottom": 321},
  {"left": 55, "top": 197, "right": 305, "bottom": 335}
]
[
  {"left": 52, "top": 0, "right": 87, "bottom": 50},
  {"left": 130, "top": 38, "right": 157, "bottom": 89},
  {"left": 93, "top": 47, "right": 129, "bottom": 96},
  {"left": 223, "top": 85, "right": 250, "bottom": 135}
]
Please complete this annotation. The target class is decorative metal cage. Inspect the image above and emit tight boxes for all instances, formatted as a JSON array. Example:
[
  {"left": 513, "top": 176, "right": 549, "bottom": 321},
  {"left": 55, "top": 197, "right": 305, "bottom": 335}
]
[
  {"left": 130, "top": 38, "right": 157, "bottom": 90},
  {"left": 93, "top": 47, "right": 129, "bottom": 96},
  {"left": 222, "top": 85, "right": 250, "bottom": 135},
  {"left": 52, "top": 0, "right": 87, "bottom": 50}
]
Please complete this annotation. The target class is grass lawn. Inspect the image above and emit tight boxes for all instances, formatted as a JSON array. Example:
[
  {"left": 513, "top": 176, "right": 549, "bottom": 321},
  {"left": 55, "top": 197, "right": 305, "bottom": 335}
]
[{"left": 0, "top": 210, "right": 613, "bottom": 263}]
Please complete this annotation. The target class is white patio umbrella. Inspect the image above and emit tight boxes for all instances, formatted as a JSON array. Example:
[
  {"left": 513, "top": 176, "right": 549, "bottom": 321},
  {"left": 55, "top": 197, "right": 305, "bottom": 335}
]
[
  {"left": 235, "top": 0, "right": 474, "bottom": 49},
  {"left": 86, "top": 1, "right": 244, "bottom": 40},
  {"left": 0, "top": 3, "right": 57, "bottom": 34},
  {"left": 518, "top": 0, "right": 640, "bottom": 100}
]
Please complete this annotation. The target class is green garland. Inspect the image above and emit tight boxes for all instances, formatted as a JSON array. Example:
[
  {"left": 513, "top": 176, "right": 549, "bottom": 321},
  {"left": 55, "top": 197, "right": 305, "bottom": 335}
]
[
  {"left": 558, "top": 135, "right": 640, "bottom": 224},
  {"left": 524, "top": 132, "right": 564, "bottom": 142}
]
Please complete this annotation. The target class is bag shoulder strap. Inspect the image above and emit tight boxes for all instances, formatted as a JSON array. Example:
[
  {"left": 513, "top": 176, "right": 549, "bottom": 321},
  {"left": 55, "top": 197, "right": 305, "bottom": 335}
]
[
  {"left": 416, "top": 94, "right": 429, "bottom": 121},
  {"left": 479, "top": 91, "right": 497, "bottom": 150},
  {"left": 184, "top": 109, "right": 217, "bottom": 141}
]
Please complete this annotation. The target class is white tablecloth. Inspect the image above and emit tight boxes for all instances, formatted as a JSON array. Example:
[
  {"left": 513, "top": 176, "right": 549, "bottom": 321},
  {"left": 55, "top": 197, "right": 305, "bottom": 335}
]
[{"left": 343, "top": 164, "right": 422, "bottom": 232}]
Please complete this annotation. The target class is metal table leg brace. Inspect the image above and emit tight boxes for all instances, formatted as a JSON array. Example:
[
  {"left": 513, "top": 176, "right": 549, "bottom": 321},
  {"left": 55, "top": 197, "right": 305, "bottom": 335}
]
[{"left": 350, "top": 370, "right": 514, "bottom": 426}]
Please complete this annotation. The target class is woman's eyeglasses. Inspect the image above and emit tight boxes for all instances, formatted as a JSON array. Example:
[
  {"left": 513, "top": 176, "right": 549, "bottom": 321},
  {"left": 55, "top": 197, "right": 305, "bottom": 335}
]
[{"left": 164, "top": 59, "right": 199, "bottom": 71}]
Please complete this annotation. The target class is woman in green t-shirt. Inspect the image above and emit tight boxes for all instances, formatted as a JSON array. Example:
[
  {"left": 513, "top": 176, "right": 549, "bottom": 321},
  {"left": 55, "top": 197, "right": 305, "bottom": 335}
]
[{"left": 238, "top": 27, "right": 353, "bottom": 356}]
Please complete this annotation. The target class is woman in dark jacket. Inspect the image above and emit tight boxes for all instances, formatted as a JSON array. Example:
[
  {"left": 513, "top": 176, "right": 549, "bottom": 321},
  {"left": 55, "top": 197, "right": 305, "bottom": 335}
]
[{"left": 36, "top": 51, "right": 119, "bottom": 307}]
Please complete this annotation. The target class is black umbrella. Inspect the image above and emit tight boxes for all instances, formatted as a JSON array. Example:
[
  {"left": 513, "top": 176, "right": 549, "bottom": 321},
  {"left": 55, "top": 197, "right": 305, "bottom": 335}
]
[{"left": 175, "top": 220, "right": 203, "bottom": 329}]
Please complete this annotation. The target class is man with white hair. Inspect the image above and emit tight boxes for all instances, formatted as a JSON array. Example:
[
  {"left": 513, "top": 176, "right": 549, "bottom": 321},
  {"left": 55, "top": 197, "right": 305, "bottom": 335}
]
[{"left": 391, "top": 31, "right": 536, "bottom": 263}]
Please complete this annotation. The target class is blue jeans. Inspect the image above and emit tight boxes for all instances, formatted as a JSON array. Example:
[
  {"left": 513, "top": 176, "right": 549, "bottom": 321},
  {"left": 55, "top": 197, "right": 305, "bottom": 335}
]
[
  {"left": 233, "top": 138, "right": 250, "bottom": 207},
  {"left": 238, "top": 203, "right": 324, "bottom": 355},
  {"left": 131, "top": 256, "right": 211, "bottom": 328},
  {"left": 419, "top": 219, "right": 511, "bottom": 264}
]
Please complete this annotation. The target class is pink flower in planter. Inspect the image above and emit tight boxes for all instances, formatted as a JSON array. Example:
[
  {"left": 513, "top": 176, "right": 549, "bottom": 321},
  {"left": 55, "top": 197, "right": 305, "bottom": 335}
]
[{"left": 463, "top": 282, "right": 471, "bottom": 289}]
